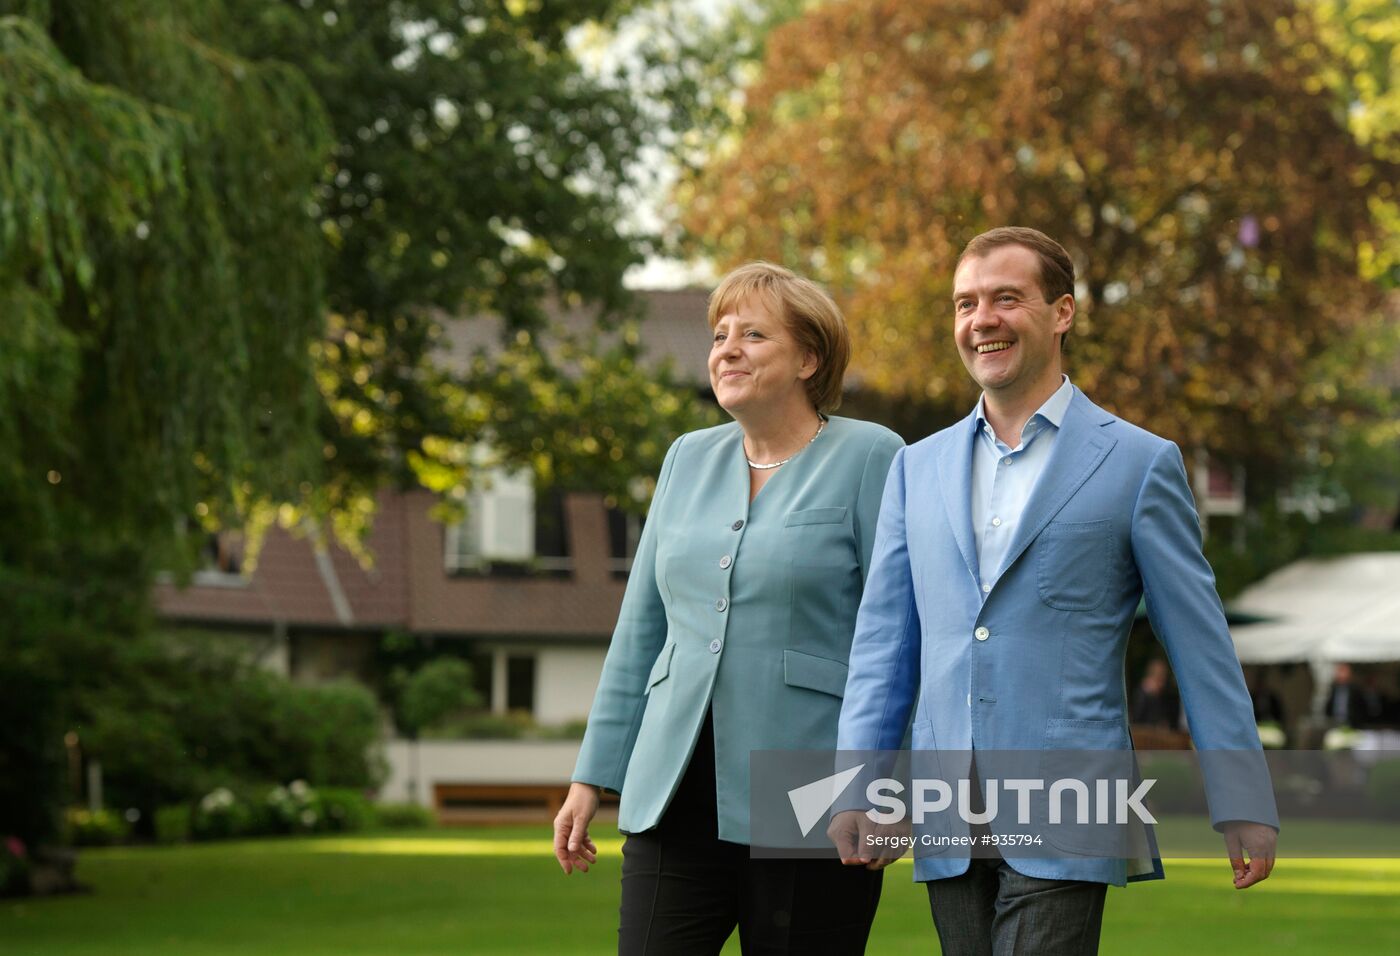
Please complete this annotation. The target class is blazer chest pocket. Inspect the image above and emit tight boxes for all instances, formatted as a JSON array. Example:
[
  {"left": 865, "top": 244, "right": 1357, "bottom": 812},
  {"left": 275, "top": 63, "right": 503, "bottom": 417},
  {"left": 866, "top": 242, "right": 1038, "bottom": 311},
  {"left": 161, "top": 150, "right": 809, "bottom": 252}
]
[
  {"left": 1036, "top": 519, "right": 1113, "bottom": 611},
  {"left": 784, "top": 506, "right": 847, "bottom": 527},
  {"left": 783, "top": 507, "right": 852, "bottom": 569}
]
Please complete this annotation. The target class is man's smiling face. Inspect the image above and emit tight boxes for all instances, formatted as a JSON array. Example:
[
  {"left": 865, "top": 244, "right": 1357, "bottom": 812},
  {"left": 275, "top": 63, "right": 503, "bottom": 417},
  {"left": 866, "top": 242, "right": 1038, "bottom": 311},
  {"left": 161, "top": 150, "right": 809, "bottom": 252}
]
[{"left": 952, "top": 244, "right": 1073, "bottom": 399}]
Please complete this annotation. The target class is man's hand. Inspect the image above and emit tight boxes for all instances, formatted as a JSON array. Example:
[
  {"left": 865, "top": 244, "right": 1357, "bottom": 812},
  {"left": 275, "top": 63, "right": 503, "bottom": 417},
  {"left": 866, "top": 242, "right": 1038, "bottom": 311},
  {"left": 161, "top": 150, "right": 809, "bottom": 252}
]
[
  {"left": 1222, "top": 820, "right": 1276, "bottom": 889},
  {"left": 553, "top": 782, "right": 601, "bottom": 875},
  {"left": 827, "top": 809, "right": 911, "bottom": 871}
]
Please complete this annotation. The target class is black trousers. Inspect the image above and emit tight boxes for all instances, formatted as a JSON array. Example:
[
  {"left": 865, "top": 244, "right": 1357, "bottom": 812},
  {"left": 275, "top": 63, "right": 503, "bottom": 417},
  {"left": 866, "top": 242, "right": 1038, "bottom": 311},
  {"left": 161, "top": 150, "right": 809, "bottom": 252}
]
[{"left": 618, "top": 715, "right": 883, "bottom": 955}]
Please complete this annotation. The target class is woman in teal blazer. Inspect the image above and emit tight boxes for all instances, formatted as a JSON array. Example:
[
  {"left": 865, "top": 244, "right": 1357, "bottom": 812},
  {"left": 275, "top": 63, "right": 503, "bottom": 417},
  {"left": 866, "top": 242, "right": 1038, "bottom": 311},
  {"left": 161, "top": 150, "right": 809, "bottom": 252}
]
[{"left": 554, "top": 262, "right": 903, "bottom": 954}]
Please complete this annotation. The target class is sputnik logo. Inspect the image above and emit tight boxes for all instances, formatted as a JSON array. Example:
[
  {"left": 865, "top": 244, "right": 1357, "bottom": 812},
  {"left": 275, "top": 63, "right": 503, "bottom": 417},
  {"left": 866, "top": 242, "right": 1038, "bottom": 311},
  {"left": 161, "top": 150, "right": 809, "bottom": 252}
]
[{"left": 786, "top": 764, "right": 865, "bottom": 836}]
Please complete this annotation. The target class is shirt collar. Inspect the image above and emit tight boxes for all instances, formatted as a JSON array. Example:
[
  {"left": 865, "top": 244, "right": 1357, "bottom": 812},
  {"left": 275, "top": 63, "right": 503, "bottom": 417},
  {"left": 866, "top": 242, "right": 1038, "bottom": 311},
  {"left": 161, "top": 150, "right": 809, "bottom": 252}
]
[{"left": 975, "top": 375, "right": 1074, "bottom": 438}]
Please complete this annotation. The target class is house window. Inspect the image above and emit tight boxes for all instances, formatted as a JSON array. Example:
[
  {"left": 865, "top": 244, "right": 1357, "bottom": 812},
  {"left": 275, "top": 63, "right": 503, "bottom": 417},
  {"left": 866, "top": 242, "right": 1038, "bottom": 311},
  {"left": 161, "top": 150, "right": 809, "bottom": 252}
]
[
  {"left": 192, "top": 529, "right": 249, "bottom": 587},
  {"left": 606, "top": 507, "right": 644, "bottom": 580},
  {"left": 506, "top": 655, "right": 536, "bottom": 712},
  {"left": 465, "top": 651, "right": 494, "bottom": 706},
  {"left": 443, "top": 469, "right": 572, "bottom": 577}
]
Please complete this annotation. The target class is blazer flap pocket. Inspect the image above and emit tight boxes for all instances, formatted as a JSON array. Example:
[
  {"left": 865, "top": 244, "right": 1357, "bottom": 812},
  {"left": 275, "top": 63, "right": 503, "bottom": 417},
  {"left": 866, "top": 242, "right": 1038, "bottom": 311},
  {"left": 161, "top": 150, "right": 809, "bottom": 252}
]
[
  {"left": 645, "top": 642, "right": 676, "bottom": 694},
  {"left": 783, "top": 649, "right": 848, "bottom": 698},
  {"left": 784, "top": 506, "right": 848, "bottom": 527},
  {"left": 1044, "top": 717, "right": 1127, "bottom": 747}
]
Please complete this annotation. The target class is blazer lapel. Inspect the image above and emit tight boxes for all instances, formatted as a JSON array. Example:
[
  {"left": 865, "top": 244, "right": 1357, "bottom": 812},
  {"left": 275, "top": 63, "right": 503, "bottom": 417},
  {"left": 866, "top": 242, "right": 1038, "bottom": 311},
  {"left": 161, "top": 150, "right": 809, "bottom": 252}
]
[
  {"left": 937, "top": 410, "right": 982, "bottom": 586},
  {"left": 994, "top": 390, "right": 1117, "bottom": 580}
]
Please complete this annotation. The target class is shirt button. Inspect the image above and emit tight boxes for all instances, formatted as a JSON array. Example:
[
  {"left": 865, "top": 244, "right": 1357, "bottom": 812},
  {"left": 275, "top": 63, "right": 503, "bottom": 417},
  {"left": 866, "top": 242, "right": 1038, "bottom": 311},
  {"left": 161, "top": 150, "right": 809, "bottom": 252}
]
[
  {"left": 709, "top": 639, "right": 723, "bottom": 654},
  {"left": 715, "top": 598, "right": 728, "bottom": 612},
  {"left": 974, "top": 626, "right": 990, "bottom": 642},
  {"left": 982, "top": 583, "right": 991, "bottom": 593},
  {"left": 719, "top": 555, "right": 732, "bottom": 569},
  {"left": 1002, "top": 457, "right": 1012, "bottom": 466},
  {"left": 991, "top": 516, "right": 1002, "bottom": 527},
  {"left": 732, "top": 519, "right": 745, "bottom": 531}
]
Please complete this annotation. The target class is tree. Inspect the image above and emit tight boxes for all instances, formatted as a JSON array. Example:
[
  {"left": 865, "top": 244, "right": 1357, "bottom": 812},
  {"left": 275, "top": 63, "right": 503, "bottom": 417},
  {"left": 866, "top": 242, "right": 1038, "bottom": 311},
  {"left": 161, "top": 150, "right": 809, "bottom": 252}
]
[
  {"left": 1311, "top": 0, "right": 1400, "bottom": 286},
  {"left": 224, "top": 0, "right": 713, "bottom": 537},
  {"left": 394, "top": 658, "right": 481, "bottom": 738},
  {"left": 682, "top": 0, "right": 1396, "bottom": 476},
  {"left": 1, "top": 0, "right": 330, "bottom": 851},
  {"left": 0, "top": 0, "right": 714, "bottom": 861},
  {"left": 392, "top": 657, "right": 480, "bottom": 803}
]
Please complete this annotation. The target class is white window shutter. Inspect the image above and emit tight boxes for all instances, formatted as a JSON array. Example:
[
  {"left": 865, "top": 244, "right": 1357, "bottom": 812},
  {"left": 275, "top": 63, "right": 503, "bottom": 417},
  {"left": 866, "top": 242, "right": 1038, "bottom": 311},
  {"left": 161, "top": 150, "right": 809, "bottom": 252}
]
[{"left": 480, "top": 467, "right": 534, "bottom": 562}]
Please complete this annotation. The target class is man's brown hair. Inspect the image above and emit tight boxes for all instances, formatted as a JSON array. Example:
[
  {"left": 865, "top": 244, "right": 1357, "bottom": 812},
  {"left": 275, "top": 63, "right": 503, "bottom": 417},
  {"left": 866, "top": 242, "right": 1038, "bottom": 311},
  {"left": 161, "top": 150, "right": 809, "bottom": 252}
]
[{"left": 958, "top": 227, "right": 1076, "bottom": 350}]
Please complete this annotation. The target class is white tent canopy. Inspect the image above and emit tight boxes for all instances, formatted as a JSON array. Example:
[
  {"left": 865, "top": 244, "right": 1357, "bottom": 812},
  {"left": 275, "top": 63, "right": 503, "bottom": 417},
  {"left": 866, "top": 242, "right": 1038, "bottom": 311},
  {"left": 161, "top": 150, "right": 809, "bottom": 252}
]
[{"left": 1227, "top": 553, "right": 1400, "bottom": 664}]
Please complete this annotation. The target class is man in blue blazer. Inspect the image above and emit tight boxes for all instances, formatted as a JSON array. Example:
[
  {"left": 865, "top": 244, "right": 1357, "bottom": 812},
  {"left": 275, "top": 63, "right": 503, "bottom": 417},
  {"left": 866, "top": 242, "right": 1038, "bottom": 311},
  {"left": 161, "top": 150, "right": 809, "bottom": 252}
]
[{"left": 830, "top": 227, "right": 1277, "bottom": 954}]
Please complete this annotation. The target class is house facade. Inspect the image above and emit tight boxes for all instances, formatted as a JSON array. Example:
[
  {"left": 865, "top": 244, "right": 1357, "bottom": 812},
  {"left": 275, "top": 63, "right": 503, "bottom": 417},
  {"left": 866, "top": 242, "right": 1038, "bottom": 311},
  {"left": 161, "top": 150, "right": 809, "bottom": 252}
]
[{"left": 153, "top": 290, "right": 716, "bottom": 730}]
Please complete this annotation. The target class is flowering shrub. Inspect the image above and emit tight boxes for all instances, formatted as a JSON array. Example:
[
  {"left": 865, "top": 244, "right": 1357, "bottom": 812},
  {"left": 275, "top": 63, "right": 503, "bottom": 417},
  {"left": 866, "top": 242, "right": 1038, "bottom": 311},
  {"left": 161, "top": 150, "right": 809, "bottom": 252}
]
[
  {"left": 265, "top": 780, "right": 320, "bottom": 834},
  {"left": 316, "top": 788, "right": 373, "bottom": 833},
  {"left": 192, "top": 787, "right": 253, "bottom": 840},
  {"left": 1, "top": 837, "right": 29, "bottom": 897},
  {"left": 65, "top": 809, "right": 131, "bottom": 847},
  {"left": 173, "top": 781, "right": 372, "bottom": 842}
]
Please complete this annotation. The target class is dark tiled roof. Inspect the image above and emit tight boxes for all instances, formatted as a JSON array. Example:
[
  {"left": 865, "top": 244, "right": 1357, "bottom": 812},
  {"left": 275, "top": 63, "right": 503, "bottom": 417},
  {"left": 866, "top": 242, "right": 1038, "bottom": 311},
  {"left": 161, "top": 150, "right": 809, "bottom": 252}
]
[{"left": 437, "top": 289, "right": 714, "bottom": 383}]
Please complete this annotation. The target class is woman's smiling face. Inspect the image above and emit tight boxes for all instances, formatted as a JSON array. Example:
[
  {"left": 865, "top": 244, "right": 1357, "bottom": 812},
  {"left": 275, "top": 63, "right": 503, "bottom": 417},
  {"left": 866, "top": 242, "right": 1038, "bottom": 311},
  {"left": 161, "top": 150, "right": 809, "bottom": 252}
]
[{"left": 708, "top": 295, "right": 817, "bottom": 415}]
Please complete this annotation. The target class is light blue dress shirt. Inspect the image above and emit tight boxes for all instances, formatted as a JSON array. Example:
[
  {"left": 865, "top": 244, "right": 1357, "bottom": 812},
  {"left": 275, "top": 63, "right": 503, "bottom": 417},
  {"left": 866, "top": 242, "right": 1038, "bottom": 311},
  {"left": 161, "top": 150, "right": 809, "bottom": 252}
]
[{"left": 971, "top": 375, "right": 1074, "bottom": 597}]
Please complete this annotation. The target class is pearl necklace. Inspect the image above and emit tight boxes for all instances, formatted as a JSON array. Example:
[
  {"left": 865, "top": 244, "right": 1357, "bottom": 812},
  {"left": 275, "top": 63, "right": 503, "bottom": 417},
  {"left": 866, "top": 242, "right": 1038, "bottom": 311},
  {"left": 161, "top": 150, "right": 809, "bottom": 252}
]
[{"left": 746, "top": 416, "right": 828, "bottom": 470}]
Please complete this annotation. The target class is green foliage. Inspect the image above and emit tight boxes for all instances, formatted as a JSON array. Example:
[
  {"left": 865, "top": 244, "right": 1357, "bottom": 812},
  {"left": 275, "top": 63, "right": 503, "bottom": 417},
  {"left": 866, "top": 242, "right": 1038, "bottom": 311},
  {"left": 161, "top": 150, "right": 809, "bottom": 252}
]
[
  {"left": 153, "top": 805, "right": 192, "bottom": 845},
  {"left": 64, "top": 809, "right": 131, "bottom": 847},
  {"left": 0, "top": 836, "right": 30, "bottom": 897},
  {"left": 74, "top": 631, "right": 384, "bottom": 823},
  {"left": 224, "top": 0, "right": 713, "bottom": 542},
  {"left": 0, "top": 0, "right": 712, "bottom": 852},
  {"left": 533, "top": 719, "right": 591, "bottom": 741},
  {"left": 436, "top": 329, "right": 721, "bottom": 514},
  {"left": 316, "top": 788, "right": 374, "bottom": 834},
  {"left": 420, "top": 710, "right": 532, "bottom": 741},
  {"left": 231, "top": 0, "right": 648, "bottom": 330},
  {"left": 187, "top": 781, "right": 372, "bottom": 841},
  {"left": 419, "top": 709, "right": 585, "bottom": 741},
  {"left": 370, "top": 802, "right": 436, "bottom": 830},
  {"left": 394, "top": 658, "right": 480, "bottom": 738},
  {"left": 1, "top": 2, "right": 330, "bottom": 556},
  {"left": 1311, "top": 0, "right": 1399, "bottom": 285},
  {"left": 0, "top": 0, "right": 328, "bottom": 847},
  {"left": 191, "top": 788, "right": 255, "bottom": 841},
  {"left": 260, "top": 781, "right": 323, "bottom": 835}
]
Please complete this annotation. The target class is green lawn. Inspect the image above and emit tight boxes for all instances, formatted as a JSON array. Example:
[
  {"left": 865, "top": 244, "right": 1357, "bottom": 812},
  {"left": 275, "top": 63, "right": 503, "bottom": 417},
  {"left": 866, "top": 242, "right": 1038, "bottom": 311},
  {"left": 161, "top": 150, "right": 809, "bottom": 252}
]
[{"left": 2, "top": 823, "right": 1398, "bottom": 954}]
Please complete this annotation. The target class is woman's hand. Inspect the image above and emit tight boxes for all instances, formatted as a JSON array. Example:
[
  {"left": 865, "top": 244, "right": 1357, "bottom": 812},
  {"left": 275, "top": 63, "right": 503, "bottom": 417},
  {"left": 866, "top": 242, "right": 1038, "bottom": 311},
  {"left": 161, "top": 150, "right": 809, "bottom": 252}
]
[{"left": 553, "top": 782, "right": 601, "bottom": 875}]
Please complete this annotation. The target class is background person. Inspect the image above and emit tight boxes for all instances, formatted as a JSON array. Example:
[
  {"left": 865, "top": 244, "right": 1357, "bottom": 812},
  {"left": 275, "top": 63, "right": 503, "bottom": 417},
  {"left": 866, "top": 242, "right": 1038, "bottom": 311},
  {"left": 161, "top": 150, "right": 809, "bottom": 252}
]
[
  {"left": 1130, "top": 657, "right": 1181, "bottom": 729},
  {"left": 1325, "top": 662, "right": 1384, "bottom": 728},
  {"left": 553, "top": 261, "right": 903, "bottom": 954}
]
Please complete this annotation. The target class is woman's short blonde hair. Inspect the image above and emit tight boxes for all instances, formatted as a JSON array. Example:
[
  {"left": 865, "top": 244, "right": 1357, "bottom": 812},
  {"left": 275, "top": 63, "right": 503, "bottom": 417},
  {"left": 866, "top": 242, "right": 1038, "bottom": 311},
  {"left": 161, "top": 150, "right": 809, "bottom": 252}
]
[{"left": 706, "top": 261, "right": 851, "bottom": 414}]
